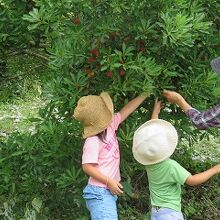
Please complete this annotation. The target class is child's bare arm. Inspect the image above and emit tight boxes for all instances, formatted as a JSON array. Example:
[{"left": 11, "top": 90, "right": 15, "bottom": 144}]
[
  {"left": 119, "top": 94, "right": 149, "bottom": 123},
  {"left": 185, "top": 164, "right": 220, "bottom": 186},
  {"left": 151, "top": 98, "right": 163, "bottom": 119},
  {"left": 82, "top": 164, "right": 123, "bottom": 195}
]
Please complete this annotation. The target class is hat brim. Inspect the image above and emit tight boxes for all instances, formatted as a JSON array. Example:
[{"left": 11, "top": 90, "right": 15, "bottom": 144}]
[
  {"left": 211, "top": 57, "right": 220, "bottom": 75},
  {"left": 83, "top": 119, "right": 111, "bottom": 138}
]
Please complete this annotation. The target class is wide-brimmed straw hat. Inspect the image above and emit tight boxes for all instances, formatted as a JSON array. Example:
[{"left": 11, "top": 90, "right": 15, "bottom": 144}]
[
  {"left": 211, "top": 57, "right": 220, "bottom": 75},
  {"left": 132, "top": 119, "right": 178, "bottom": 165},
  {"left": 73, "top": 92, "right": 114, "bottom": 138}
]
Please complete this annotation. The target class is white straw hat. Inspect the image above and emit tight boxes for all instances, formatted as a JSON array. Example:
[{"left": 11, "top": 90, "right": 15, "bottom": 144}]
[
  {"left": 132, "top": 119, "right": 178, "bottom": 165},
  {"left": 73, "top": 92, "right": 114, "bottom": 138}
]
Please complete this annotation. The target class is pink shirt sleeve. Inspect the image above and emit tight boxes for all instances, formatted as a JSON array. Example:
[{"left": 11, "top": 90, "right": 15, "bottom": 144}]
[
  {"left": 110, "top": 113, "right": 122, "bottom": 131},
  {"left": 82, "top": 137, "right": 100, "bottom": 164}
]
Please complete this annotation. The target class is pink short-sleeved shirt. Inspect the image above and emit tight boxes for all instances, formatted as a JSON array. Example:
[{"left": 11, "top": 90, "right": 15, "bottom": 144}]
[{"left": 82, "top": 113, "right": 122, "bottom": 188}]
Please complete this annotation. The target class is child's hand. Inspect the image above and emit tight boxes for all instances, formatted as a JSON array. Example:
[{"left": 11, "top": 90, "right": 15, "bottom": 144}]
[
  {"left": 153, "top": 98, "right": 163, "bottom": 114},
  {"left": 151, "top": 98, "right": 164, "bottom": 119},
  {"left": 214, "top": 164, "right": 220, "bottom": 174},
  {"left": 107, "top": 178, "right": 123, "bottom": 195}
]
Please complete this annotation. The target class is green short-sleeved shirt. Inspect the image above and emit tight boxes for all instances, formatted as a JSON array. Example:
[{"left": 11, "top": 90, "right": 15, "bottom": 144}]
[{"left": 145, "top": 159, "right": 191, "bottom": 212}]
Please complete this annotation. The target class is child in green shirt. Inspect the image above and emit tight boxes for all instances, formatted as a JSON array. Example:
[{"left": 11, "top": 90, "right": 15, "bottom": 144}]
[{"left": 132, "top": 98, "right": 220, "bottom": 220}]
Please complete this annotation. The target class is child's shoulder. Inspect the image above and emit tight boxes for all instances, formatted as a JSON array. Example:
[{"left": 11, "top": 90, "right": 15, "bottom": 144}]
[
  {"left": 84, "top": 135, "right": 100, "bottom": 146},
  {"left": 147, "top": 159, "right": 177, "bottom": 168},
  {"left": 167, "top": 159, "right": 187, "bottom": 172},
  {"left": 156, "top": 159, "right": 181, "bottom": 169},
  {"left": 167, "top": 159, "right": 181, "bottom": 166}
]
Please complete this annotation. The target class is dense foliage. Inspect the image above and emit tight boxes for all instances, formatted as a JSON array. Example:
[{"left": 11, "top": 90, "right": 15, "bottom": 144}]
[{"left": 0, "top": 0, "right": 220, "bottom": 219}]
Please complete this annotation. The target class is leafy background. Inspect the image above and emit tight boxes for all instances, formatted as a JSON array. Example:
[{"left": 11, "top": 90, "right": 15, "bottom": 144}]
[{"left": 0, "top": 0, "right": 220, "bottom": 219}]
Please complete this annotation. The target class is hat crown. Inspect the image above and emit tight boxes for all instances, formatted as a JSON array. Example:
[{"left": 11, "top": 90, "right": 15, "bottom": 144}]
[
  {"left": 74, "top": 95, "right": 104, "bottom": 125},
  {"left": 74, "top": 92, "right": 114, "bottom": 138},
  {"left": 132, "top": 119, "right": 178, "bottom": 165}
]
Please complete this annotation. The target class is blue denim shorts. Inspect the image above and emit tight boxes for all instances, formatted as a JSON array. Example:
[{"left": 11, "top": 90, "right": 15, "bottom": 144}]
[
  {"left": 151, "top": 207, "right": 184, "bottom": 220},
  {"left": 83, "top": 184, "right": 118, "bottom": 220}
]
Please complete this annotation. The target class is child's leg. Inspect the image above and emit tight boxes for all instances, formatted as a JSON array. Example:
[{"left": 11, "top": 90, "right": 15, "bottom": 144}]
[
  {"left": 83, "top": 184, "right": 118, "bottom": 220},
  {"left": 151, "top": 207, "right": 184, "bottom": 220}
]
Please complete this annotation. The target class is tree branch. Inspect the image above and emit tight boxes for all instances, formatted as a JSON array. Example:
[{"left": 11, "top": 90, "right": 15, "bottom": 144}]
[
  {"left": 24, "top": 49, "right": 50, "bottom": 62},
  {"left": 7, "top": 49, "right": 50, "bottom": 62}
]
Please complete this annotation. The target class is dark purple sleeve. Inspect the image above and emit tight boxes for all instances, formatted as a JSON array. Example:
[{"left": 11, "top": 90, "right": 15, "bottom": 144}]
[{"left": 186, "top": 103, "right": 220, "bottom": 130}]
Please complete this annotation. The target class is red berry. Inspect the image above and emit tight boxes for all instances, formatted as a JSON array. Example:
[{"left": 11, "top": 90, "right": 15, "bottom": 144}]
[
  {"left": 85, "top": 69, "right": 95, "bottom": 78},
  {"left": 90, "top": 49, "right": 100, "bottom": 57},
  {"left": 119, "top": 69, "right": 126, "bottom": 77},
  {"left": 106, "top": 71, "right": 113, "bottom": 78},
  {"left": 87, "top": 57, "right": 96, "bottom": 63},
  {"left": 139, "top": 47, "right": 146, "bottom": 53},
  {"left": 72, "top": 17, "right": 80, "bottom": 25}
]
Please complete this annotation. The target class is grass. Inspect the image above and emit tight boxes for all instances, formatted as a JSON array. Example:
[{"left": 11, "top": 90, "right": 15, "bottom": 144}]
[
  {"left": 0, "top": 50, "right": 49, "bottom": 138},
  {"left": 0, "top": 98, "right": 46, "bottom": 136},
  {"left": 192, "top": 135, "right": 220, "bottom": 162}
]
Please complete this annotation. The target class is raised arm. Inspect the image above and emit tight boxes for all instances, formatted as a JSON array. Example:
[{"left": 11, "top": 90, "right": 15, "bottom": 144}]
[
  {"left": 186, "top": 103, "right": 220, "bottom": 129},
  {"left": 119, "top": 93, "right": 148, "bottom": 123},
  {"left": 151, "top": 98, "right": 163, "bottom": 119},
  {"left": 186, "top": 164, "right": 220, "bottom": 186},
  {"left": 163, "top": 90, "right": 220, "bottom": 129},
  {"left": 163, "top": 90, "right": 192, "bottom": 112}
]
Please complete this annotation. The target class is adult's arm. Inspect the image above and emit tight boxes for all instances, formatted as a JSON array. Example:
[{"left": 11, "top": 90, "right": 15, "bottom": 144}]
[
  {"left": 163, "top": 90, "right": 220, "bottom": 129},
  {"left": 186, "top": 103, "right": 220, "bottom": 130},
  {"left": 163, "top": 90, "right": 192, "bottom": 112}
]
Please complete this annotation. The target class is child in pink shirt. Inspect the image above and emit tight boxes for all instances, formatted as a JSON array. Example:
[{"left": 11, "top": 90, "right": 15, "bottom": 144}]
[{"left": 74, "top": 92, "right": 148, "bottom": 220}]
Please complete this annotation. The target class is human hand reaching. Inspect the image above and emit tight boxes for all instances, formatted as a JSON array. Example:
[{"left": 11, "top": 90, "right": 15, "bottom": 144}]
[
  {"left": 151, "top": 98, "right": 164, "bottom": 119},
  {"left": 163, "top": 90, "right": 192, "bottom": 112},
  {"left": 163, "top": 90, "right": 184, "bottom": 105},
  {"left": 186, "top": 163, "right": 220, "bottom": 186},
  {"left": 214, "top": 164, "right": 220, "bottom": 174}
]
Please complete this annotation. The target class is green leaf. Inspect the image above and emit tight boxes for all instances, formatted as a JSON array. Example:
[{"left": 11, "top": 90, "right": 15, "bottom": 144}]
[
  {"left": 28, "top": 23, "right": 40, "bottom": 31},
  {"left": 112, "top": 63, "right": 122, "bottom": 68},
  {"left": 32, "top": 198, "right": 42, "bottom": 213},
  {"left": 213, "top": 87, "right": 220, "bottom": 96},
  {"left": 121, "top": 181, "right": 133, "bottom": 197},
  {"left": 28, "top": 118, "right": 43, "bottom": 122}
]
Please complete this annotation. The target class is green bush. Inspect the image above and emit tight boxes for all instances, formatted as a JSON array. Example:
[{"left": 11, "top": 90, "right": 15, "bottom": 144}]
[{"left": 0, "top": 0, "right": 220, "bottom": 219}]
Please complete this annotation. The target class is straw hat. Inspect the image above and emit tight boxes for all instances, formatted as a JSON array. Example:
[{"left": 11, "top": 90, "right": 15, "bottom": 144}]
[
  {"left": 73, "top": 92, "right": 114, "bottom": 138},
  {"left": 211, "top": 57, "right": 220, "bottom": 75},
  {"left": 132, "top": 119, "right": 178, "bottom": 165}
]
